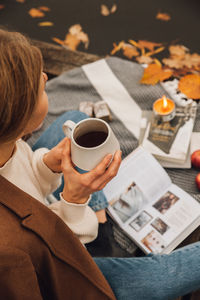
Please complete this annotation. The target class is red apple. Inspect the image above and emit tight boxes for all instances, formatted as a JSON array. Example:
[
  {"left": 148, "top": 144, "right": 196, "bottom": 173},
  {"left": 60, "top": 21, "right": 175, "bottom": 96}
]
[
  {"left": 195, "top": 173, "right": 200, "bottom": 191},
  {"left": 191, "top": 150, "right": 200, "bottom": 169}
]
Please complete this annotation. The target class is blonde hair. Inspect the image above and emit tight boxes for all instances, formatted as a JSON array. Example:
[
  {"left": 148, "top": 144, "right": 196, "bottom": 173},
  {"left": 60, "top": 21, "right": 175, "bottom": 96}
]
[{"left": 0, "top": 29, "right": 43, "bottom": 143}]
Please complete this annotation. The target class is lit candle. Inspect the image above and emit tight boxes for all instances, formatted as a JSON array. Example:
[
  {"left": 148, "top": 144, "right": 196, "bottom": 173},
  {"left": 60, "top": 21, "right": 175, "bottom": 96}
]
[{"left": 153, "top": 95, "right": 176, "bottom": 122}]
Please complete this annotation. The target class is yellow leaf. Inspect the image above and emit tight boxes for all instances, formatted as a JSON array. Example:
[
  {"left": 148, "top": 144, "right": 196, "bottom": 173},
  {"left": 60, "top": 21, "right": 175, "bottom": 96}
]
[
  {"left": 29, "top": 8, "right": 45, "bottom": 18},
  {"left": 110, "top": 41, "right": 124, "bottom": 55},
  {"left": 38, "top": 22, "right": 54, "bottom": 27},
  {"left": 129, "top": 39, "right": 140, "bottom": 48},
  {"left": 145, "top": 46, "right": 165, "bottom": 57}
]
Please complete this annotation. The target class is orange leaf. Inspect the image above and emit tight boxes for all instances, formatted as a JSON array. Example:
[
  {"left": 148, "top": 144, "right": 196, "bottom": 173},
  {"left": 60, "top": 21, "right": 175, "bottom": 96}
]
[
  {"left": 52, "top": 37, "right": 64, "bottom": 45},
  {"left": 29, "top": 8, "right": 45, "bottom": 18},
  {"left": 145, "top": 46, "right": 165, "bottom": 57},
  {"left": 52, "top": 25, "right": 89, "bottom": 51},
  {"left": 156, "top": 12, "right": 171, "bottom": 21},
  {"left": 38, "top": 6, "right": 50, "bottom": 12},
  {"left": 0, "top": 4, "right": 5, "bottom": 9},
  {"left": 16, "top": 0, "right": 25, "bottom": 3},
  {"left": 137, "top": 40, "right": 163, "bottom": 51},
  {"left": 110, "top": 41, "right": 124, "bottom": 55},
  {"left": 38, "top": 22, "right": 54, "bottom": 27},
  {"left": 178, "top": 74, "right": 200, "bottom": 99},
  {"left": 63, "top": 33, "right": 80, "bottom": 51},
  {"left": 140, "top": 64, "right": 172, "bottom": 85}
]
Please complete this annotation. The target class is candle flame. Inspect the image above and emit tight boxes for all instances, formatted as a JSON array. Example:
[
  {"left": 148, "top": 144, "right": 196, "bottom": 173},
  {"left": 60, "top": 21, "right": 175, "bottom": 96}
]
[{"left": 162, "top": 95, "right": 168, "bottom": 108}]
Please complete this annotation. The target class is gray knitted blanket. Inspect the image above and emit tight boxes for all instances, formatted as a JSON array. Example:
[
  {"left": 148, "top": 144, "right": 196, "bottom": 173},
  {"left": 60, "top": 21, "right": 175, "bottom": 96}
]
[{"left": 28, "top": 57, "right": 200, "bottom": 200}]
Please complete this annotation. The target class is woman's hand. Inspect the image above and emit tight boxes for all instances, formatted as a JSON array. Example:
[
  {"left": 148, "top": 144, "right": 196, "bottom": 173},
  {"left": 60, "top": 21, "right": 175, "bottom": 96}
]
[
  {"left": 61, "top": 138, "right": 122, "bottom": 204},
  {"left": 43, "top": 138, "right": 68, "bottom": 173}
]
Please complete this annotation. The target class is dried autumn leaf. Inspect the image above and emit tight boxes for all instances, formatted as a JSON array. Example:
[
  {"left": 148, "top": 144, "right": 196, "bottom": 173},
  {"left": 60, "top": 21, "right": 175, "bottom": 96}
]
[
  {"left": 29, "top": 8, "right": 45, "bottom": 18},
  {"left": 169, "top": 45, "right": 188, "bottom": 58},
  {"left": 137, "top": 40, "right": 163, "bottom": 51},
  {"left": 0, "top": 4, "right": 5, "bottom": 10},
  {"left": 172, "top": 68, "right": 194, "bottom": 78},
  {"left": 140, "top": 63, "right": 172, "bottom": 85},
  {"left": 145, "top": 46, "right": 165, "bottom": 57},
  {"left": 122, "top": 44, "right": 139, "bottom": 59},
  {"left": 162, "top": 58, "right": 184, "bottom": 69},
  {"left": 156, "top": 12, "right": 171, "bottom": 21},
  {"left": 16, "top": 0, "right": 25, "bottom": 3},
  {"left": 38, "top": 6, "right": 50, "bottom": 12},
  {"left": 101, "top": 4, "right": 117, "bottom": 16},
  {"left": 53, "top": 24, "right": 89, "bottom": 51},
  {"left": 38, "top": 21, "right": 54, "bottom": 27},
  {"left": 182, "top": 53, "right": 200, "bottom": 68},
  {"left": 68, "top": 24, "right": 89, "bottom": 49},
  {"left": 110, "top": 41, "right": 124, "bottom": 55},
  {"left": 178, "top": 74, "right": 200, "bottom": 99},
  {"left": 110, "top": 4, "right": 117, "bottom": 14},
  {"left": 52, "top": 37, "right": 64, "bottom": 45},
  {"left": 163, "top": 51, "right": 200, "bottom": 70},
  {"left": 63, "top": 33, "right": 80, "bottom": 51},
  {"left": 136, "top": 55, "right": 153, "bottom": 64},
  {"left": 101, "top": 4, "right": 110, "bottom": 16}
]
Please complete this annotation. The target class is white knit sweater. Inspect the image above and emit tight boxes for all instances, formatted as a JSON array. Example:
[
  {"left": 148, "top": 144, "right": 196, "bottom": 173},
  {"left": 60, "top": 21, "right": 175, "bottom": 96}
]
[{"left": 0, "top": 139, "right": 98, "bottom": 244}]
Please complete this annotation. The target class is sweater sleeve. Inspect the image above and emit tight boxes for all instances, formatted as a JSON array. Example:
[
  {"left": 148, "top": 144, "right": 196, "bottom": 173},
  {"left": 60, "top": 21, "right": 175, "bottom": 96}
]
[
  {"left": 31, "top": 147, "right": 62, "bottom": 197},
  {"left": 49, "top": 195, "right": 98, "bottom": 244}
]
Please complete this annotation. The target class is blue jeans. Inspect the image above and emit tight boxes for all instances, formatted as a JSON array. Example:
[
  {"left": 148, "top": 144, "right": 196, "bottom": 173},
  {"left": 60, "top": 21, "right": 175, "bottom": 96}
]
[
  {"left": 95, "top": 241, "right": 200, "bottom": 300},
  {"left": 32, "top": 110, "right": 108, "bottom": 212}
]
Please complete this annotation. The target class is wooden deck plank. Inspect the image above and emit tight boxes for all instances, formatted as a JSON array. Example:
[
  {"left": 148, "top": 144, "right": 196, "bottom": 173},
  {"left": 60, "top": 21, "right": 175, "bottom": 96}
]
[{"left": 32, "top": 40, "right": 101, "bottom": 76}]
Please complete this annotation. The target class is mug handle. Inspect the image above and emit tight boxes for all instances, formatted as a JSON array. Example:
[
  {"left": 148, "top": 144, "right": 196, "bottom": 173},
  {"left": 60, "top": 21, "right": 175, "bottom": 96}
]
[{"left": 62, "top": 120, "right": 76, "bottom": 138}]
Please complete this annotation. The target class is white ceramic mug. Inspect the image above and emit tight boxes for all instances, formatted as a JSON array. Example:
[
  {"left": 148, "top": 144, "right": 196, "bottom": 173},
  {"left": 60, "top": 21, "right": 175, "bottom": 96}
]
[{"left": 63, "top": 118, "right": 120, "bottom": 171}]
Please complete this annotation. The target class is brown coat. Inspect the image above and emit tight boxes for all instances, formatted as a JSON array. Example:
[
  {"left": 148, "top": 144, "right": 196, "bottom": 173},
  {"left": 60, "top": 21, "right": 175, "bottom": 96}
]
[{"left": 0, "top": 175, "right": 116, "bottom": 300}]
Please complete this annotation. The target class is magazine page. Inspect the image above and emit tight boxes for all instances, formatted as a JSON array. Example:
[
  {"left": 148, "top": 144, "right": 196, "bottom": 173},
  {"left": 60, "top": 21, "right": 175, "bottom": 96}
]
[
  {"left": 104, "top": 146, "right": 171, "bottom": 203},
  {"left": 122, "top": 184, "right": 200, "bottom": 254},
  {"left": 104, "top": 147, "right": 171, "bottom": 225}
]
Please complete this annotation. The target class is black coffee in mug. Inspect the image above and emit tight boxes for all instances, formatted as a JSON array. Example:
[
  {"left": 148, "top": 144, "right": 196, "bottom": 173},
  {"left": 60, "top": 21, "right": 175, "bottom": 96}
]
[{"left": 75, "top": 131, "right": 108, "bottom": 148}]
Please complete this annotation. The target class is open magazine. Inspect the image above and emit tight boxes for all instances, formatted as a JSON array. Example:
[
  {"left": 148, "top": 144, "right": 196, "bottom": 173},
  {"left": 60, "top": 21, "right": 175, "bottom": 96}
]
[{"left": 103, "top": 146, "right": 200, "bottom": 254}]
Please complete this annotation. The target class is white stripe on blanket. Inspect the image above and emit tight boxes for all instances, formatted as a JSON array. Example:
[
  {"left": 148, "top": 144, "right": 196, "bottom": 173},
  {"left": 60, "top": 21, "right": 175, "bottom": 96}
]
[{"left": 82, "top": 59, "right": 142, "bottom": 139}]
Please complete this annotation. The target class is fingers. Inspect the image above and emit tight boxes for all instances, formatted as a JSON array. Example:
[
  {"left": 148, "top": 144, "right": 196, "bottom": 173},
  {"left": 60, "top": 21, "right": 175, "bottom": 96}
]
[
  {"left": 98, "top": 150, "right": 122, "bottom": 189},
  {"left": 87, "top": 150, "right": 122, "bottom": 190},
  {"left": 86, "top": 153, "right": 113, "bottom": 183}
]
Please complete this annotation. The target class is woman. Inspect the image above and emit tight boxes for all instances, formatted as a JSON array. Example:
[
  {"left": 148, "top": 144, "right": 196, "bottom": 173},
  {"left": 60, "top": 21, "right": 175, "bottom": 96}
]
[{"left": 0, "top": 28, "right": 200, "bottom": 300}]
